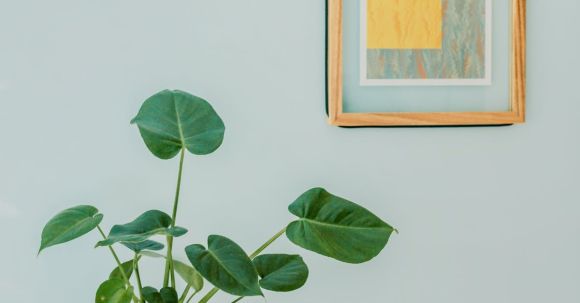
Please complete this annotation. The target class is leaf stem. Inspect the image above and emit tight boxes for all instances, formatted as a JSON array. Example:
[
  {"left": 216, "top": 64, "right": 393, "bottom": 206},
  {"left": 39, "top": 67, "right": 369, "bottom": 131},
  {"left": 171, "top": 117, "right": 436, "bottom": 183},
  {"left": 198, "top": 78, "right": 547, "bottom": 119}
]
[
  {"left": 197, "top": 288, "right": 219, "bottom": 303},
  {"left": 134, "top": 253, "right": 144, "bottom": 303},
  {"left": 249, "top": 227, "right": 287, "bottom": 259},
  {"left": 97, "top": 225, "right": 138, "bottom": 303},
  {"left": 197, "top": 227, "right": 288, "bottom": 303},
  {"left": 178, "top": 285, "right": 192, "bottom": 303},
  {"left": 232, "top": 297, "right": 244, "bottom": 303},
  {"left": 164, "top": 148, "right": 186, "bottom": 288},
  {"left": 186, "top": 290, "right": 200, "bottom": 303}
]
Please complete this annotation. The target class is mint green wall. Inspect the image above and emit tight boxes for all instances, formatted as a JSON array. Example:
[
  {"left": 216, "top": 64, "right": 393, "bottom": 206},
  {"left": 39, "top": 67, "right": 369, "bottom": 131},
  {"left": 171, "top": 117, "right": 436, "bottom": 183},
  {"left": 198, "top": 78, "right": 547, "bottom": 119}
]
[{"left": 0, "top": 1, "right": 578, "bottom": 302}]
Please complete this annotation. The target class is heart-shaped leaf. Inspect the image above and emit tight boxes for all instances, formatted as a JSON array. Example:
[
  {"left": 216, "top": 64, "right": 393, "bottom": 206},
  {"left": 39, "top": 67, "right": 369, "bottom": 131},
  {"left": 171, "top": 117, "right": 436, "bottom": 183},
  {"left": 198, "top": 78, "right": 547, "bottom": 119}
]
[
  {"left": 96, "top": 210, "right": 187, "bottom": 247},
  {"left": 185, "top": 235, "right": 262, "bottom": 297},
  {"left": 109, "top": 260, "right": 134, "bottom": 280},
  {"left": 174, "top": 260, "right": 204, "bottom": 292},
  {"left": 39, "top": 205, "right": 103, "bottom": 254},
  {"left": 95, "top": 278, "right": 133, "bottom": 303},
  {"left": 142, "top": 287, "right": 162, "bottom": 303},
  {"left": 286, "top": 188, "right": 395, "bottom": 264},
  {"left": 131, "top": 90, "right": 225, "bottom": 159},
  {"left": 122, "top": 240, "right": 164, "bottom": 253},
  {"left": 142, "top": 287, "right": 178, "bottom": 303},
  {"left": 253, "top": 254, "right": 308, "bottom": 292}
]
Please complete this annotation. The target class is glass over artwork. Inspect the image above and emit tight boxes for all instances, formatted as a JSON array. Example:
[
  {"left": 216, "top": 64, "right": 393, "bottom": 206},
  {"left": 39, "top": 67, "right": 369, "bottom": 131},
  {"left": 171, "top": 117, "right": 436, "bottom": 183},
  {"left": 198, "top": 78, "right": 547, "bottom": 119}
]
[
  {"left": 361, "top": 0, "right": 492, "bottom": 86},
  {"left": 341, "top": 0, "right": 510, "bottom": 113}
]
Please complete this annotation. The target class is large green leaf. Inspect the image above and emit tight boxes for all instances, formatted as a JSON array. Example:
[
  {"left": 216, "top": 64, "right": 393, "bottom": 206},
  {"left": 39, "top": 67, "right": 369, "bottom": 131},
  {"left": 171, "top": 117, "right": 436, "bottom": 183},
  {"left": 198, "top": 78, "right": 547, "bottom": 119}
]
[
  {"left": 39, "top": 205, "right": 103, "bottom": 254},
  {"left": 286, "top": 188, "right": 395, "bottom": 264},
  {"left": 96, "top": 210, "right": 187, "bottom": 247},
  {"left": 253, "top": 254, "right": 308, "bottom": 292},
  {"left": 95, "top": 278, "right": 133, "bottom": 303},
  {"left": 185, "top": 235, "right": 262, "bottom": 297},
  {"left": 142, "top": 287, "right": 178, "bottom": 303},
  {"left": 131, "top": 90, "right": 225, "bottom": 159},
  {"left": 122, "top": 240, "right": 164, "bottom": 253},
  {"left": 109, "top": 260, "right": 134, "bottom": 280},
  {"left": 174, "top": 260, "right": 204, "bottom": 292}
]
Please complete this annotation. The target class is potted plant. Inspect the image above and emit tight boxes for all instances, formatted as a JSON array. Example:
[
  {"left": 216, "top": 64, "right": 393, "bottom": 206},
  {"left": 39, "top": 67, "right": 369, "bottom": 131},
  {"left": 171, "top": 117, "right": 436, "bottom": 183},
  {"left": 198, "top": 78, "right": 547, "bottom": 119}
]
[{"left": 38, "top": 90, "right": 396, "bottom": 303}]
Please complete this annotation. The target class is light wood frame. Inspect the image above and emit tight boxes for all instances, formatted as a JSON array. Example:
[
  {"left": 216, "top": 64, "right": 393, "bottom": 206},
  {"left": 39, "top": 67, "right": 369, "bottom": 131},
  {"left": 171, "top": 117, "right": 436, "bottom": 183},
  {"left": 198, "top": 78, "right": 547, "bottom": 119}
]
[{"left": 327, "top": 0, "right": 526, "bottom": 126}]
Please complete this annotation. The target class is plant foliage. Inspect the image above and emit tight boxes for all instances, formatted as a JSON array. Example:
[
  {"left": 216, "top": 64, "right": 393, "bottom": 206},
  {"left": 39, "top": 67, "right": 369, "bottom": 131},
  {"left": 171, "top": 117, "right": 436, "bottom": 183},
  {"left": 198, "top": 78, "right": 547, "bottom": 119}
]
[{"left": 38, "top": 90, "right": 396, "bottom": 303}]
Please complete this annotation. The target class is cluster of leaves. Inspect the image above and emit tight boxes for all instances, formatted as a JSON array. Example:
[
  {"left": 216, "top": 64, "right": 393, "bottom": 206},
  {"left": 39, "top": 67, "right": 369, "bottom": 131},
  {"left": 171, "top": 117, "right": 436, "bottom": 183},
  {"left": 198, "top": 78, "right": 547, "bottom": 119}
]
[{"left": 38, "top": 90, "right": 396, "bottom": 303}]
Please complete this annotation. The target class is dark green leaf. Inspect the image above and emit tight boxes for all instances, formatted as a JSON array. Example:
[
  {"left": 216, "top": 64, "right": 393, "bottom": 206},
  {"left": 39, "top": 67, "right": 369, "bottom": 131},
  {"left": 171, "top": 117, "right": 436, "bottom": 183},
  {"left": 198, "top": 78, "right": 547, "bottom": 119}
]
[
  {"left": 286, "top": 188, "right": 395, "bottom": 264},
  {"left": 142, "top": 287, "right": 163, "bottom": 303},
  {"left": 142, "top": 287, "right": 178, "bottom": 303},
  {"left": 39, "top": 205, "right": 103, "bottom": 254},
  {"left": 185, "top": 235, "right": 262, "bottom": 297},
  {"left": 109, "top": 261, "right": 134, "bottom": 280},
  {"left": 96, "top": 210, "right": 187, "bottom": 247},
  {"left": 174, "top": 260, "right": 204, "bottom": 292},
  {"left": 159, "top": 288, "right": 178, "bottom": 303},
  {"left": 122, "top": 240, "right": 164, "bottom": 253},
  {"left": 131, "top": 90, "right": 225, "bottom": 159},
  {"left": 95, "top": 278, "right": 133, "bottom": 303},
  {"left": 253, "top": 254, "right": 308, "bottom": 292}
]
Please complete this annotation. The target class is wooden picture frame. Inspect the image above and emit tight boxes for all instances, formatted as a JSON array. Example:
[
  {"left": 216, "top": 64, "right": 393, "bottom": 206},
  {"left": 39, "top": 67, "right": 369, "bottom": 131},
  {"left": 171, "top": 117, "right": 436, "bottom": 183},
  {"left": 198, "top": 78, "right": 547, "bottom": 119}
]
[{"left": 326, "top": 0, "right": 526, "bottom": 127}]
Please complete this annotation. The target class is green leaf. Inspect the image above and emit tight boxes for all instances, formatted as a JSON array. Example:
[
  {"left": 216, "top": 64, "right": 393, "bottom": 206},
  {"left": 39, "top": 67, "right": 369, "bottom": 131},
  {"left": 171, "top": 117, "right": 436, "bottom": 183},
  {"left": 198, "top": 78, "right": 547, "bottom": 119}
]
[
  {"left": 142, "top": 287, "right": 163, "bottom": 303},
  {"left": 159, "top": 288, "right": 178, "bottom": 303},
  {"left": 96, "top": 210, "right": 187, "bottom": 247},
  {"left": 185, "top": 235, "right": 262, "bottom": 297},
  {"left": 286, "top": 188, "right": 395, "bottom": 264},
  {"left": 39, "top": 205, "right": 103, "bottom": 254},
  {"left": 122, "top": 240, "right": 164, "bottom": 253},
  {"left": 253, "top": 254, "right": 308, "bottom": 292},
  {"left": 95, "top": 278, "right": 133, "bottom": 303},
  {"left": 109, "top": 260, "right": 134, "bottom": 280},
  {"left": 131, "top": 89, "right": 225, "bottom": 159},
  {"left": 174, "top": 260, "right": 204, "bottom": 292},
  {"left": 142, "top": 287, "right": 178, "bottom": 303}
]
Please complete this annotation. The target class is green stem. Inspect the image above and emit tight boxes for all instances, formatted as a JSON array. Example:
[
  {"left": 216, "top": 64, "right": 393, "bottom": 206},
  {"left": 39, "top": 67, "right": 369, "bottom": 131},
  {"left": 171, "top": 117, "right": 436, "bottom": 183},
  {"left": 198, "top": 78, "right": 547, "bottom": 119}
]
[
  {"left": 232, "top": 297, "right": 244, "bottom": 303},
  {"left": 178, "top": 285, "right": 192, "bottom": 303},
  {"left": 164, "top": 148, "right": 186, "bottom": 288},
  {"left": 134, "top": 254, "right": 144, "bottom": 303},
  {"left": 198, "top": 227, "right": 287, "bottom": 303},
  {"left": 97, "top": 225, "right": 138, "bottom": 303},
  {"left": 197, "top": 288, "right": 219, "bottom": 303},
  {"left": 249, "top": 227, "right": 287, "bottom": 258},
  {"left": 186, "top": 291, "right": 200, "bottom": 303}
]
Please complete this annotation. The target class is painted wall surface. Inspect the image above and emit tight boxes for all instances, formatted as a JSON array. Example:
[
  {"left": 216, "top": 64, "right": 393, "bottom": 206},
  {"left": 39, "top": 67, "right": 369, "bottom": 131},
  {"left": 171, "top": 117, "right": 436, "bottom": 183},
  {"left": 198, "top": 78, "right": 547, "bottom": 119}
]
[{"left": 0, "top": 1, "right": 579, "bottom": 302}]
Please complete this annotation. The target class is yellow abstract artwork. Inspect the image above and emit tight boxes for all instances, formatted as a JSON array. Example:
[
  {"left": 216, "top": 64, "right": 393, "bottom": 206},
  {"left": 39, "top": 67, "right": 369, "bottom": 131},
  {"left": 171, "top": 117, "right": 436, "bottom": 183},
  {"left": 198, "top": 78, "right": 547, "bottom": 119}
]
[{"left": 367, "top": 0, "right": 443, "bottom": 49}]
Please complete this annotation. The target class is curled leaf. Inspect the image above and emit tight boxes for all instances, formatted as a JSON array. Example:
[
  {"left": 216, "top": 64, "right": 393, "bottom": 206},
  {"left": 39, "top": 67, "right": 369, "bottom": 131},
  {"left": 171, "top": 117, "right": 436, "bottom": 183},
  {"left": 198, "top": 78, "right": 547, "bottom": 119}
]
[
  {"left": 96, "top": 210, "right": 186, "bottom": 247},
  {"left": 174, "top": 260, "right": 204, "bottom": 292},
  {"left": 122, "top": 240, "right": 164, "bottom": 253}
]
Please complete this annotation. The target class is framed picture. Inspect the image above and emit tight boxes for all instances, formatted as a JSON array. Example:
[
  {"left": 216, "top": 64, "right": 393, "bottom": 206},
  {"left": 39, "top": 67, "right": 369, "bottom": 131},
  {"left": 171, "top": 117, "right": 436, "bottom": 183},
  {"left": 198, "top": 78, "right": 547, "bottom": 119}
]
[{"left": 326, "top": 0, "right": 526, "bottom": 126}]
